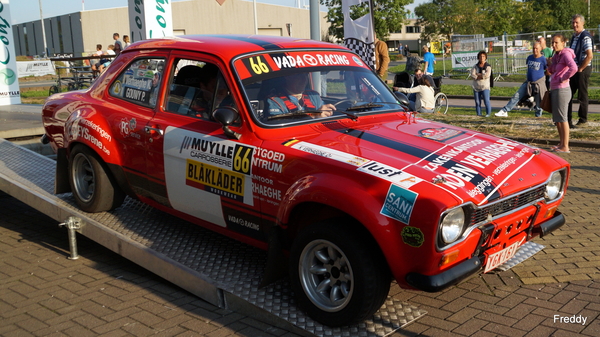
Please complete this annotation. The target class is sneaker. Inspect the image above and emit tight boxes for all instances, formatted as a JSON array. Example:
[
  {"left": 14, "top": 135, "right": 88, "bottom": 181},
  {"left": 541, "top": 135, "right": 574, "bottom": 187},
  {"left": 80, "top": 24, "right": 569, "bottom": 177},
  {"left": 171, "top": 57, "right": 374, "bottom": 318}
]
[
  {"left": 527, "top": 96, "right": 535, "bottom": 102},
  {"left": 569, "top": 124, "right": 577, "bottom": 129},
  {"left": 577, "top": 120, "right": 587, "bottom": 126},
  {"left": 495, "top": 109, "right": 508, "bottom": 117}
]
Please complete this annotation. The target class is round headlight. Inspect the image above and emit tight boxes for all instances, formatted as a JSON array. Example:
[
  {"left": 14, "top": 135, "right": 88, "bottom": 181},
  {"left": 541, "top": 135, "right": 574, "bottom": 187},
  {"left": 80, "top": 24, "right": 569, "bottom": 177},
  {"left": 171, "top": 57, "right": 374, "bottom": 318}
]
[
  {"left": 545, "top": 171, "right": 563, "bottom": 201},
  {"left": 441, "top": 207, "right": 466, "bottom": 244}
]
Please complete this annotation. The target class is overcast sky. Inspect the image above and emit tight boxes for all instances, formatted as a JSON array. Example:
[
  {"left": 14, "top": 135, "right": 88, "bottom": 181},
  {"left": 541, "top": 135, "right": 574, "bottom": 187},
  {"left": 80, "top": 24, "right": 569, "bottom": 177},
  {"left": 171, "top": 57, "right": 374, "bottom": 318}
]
[{"left": 9, "top": 0, "right": 421, "bottom": 25}]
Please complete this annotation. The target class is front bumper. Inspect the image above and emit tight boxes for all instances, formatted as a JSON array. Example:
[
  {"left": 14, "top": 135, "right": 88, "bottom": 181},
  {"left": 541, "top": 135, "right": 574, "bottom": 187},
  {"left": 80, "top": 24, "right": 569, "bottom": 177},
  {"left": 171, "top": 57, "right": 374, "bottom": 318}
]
[{"left": 405, "top": 212, "right": 566, "bottom": 293}]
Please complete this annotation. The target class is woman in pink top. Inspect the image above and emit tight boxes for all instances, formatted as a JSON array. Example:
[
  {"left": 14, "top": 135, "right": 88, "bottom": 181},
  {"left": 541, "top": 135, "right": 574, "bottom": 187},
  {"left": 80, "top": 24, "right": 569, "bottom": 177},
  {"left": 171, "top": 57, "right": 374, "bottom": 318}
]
[{"left": 547, "top": 34, "right": 577, "bottom": 153}]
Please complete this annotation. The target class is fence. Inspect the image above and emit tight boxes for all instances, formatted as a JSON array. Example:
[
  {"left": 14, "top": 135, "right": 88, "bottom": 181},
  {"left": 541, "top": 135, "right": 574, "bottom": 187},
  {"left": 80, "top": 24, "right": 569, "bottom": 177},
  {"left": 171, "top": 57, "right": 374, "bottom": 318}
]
[{"left": 444, "top": 29, "right": 600, "bottom": 79}]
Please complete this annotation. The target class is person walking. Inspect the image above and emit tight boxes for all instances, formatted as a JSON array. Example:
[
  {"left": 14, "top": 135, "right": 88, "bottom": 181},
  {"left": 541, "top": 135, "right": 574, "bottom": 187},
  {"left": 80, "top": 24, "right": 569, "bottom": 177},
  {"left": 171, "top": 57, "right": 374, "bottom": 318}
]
[
  {"left": 495, "top": 42, "right": 547, "bottom": 117},
  {"left": 471, "top": 50, "right": 492, "bottom": 117},
  {"left": 567, "top": 14, "right": 594, "bottom": 128},
  {"left": 547, "top": 33, "right": 577, "bottom": 153},
  {"left": 422, "top": 46, "right": 436, "bottom": 75}
]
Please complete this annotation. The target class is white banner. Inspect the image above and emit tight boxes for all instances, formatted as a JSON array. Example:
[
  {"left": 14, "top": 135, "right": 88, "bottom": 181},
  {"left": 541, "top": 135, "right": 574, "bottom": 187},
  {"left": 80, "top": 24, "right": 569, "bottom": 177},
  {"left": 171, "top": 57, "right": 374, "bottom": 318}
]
[
  {"left": 452, "top": 51, "right": 479, "bottom": 70},
  {"left": 128, "top": 0, "right": 173, "bottom": 43},
  {"left": 0, "top": 0, "right": 21, "bottom": 105},
  {"left": 342, "top": 0, "right": 375, "bottom": 70},
  {"left": 17, "top": 60, "right": 55, "bottom": 78}
]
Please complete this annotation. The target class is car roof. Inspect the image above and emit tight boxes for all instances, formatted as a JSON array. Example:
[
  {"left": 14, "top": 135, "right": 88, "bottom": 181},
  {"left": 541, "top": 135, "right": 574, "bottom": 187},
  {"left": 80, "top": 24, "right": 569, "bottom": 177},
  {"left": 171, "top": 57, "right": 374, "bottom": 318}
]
[{"left": 123, "top": 34, "right": 350, "bottom": 62}]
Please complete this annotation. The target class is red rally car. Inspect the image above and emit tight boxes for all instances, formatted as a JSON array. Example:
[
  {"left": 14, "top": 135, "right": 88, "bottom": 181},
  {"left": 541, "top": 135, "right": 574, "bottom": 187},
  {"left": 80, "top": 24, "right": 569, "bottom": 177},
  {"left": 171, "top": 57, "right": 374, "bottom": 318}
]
[{"left": 42, "top": 35, "right": 569, "bottom": 327}]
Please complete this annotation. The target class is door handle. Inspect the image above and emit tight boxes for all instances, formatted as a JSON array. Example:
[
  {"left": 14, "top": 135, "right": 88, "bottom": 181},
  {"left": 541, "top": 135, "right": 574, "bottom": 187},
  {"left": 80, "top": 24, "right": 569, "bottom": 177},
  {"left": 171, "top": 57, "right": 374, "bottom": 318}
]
[{"left": 145, "top": 126, "right": 164, "bottom": 136}]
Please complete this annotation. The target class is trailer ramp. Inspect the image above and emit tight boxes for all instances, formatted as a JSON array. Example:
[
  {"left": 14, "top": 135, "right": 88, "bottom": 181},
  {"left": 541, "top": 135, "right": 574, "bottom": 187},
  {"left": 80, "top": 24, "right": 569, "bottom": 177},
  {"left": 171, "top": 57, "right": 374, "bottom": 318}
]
[{"left": 0, "top": 138, "right": 427, "bottom": 337}]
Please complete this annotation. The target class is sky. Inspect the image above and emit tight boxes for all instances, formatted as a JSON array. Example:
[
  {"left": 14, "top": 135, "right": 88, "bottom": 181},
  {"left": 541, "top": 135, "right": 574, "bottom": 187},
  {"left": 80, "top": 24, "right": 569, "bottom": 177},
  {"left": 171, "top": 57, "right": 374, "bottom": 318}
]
[{"left": 9, "top": 0, "right": 423, "bottom": 25}]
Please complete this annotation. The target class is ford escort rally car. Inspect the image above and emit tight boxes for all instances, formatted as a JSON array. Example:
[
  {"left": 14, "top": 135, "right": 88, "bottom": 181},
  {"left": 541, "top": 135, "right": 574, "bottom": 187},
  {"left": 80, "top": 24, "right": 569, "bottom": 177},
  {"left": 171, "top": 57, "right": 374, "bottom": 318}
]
[{"left": 42, "top": 35, "right": 569, "bottom": 327}]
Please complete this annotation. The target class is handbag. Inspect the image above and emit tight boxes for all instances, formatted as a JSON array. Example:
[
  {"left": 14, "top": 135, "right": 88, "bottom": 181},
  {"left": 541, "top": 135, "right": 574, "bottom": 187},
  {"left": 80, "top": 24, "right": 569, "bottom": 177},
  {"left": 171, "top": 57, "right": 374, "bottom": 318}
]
[{"left": 541, "top": 91, "right": 551, "bottom": 112}]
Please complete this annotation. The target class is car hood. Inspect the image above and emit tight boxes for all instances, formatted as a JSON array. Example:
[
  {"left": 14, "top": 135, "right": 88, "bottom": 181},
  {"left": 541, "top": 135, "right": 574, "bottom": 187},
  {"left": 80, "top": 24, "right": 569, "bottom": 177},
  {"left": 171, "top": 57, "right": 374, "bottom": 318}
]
[{"left": 290, "top": 116, "right": 564, "bottom": 206}]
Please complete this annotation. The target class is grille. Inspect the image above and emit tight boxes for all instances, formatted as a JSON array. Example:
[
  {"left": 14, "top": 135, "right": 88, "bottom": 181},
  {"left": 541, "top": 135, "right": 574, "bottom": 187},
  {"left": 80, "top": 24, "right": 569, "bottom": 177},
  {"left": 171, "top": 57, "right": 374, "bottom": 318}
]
[{"left": 470, "top": 185, "right": 546, "bottom": 225}]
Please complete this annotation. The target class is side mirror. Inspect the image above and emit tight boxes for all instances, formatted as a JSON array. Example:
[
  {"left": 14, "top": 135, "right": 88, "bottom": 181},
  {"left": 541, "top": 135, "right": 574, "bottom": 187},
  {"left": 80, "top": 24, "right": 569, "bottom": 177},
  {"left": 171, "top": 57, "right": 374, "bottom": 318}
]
[
  {"left": 213, "top": 107, "right": 241, "bottom": 139},
  {"left": 394, "top": 92, "right": 410, "bottom": 106}
]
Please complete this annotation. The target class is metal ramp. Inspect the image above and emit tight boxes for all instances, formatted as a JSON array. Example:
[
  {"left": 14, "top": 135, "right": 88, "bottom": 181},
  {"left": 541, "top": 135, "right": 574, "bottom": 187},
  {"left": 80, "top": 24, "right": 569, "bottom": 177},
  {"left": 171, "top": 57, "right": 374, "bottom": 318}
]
[{"left": 0, "top": 138, "right": 427, "bottom": 337}]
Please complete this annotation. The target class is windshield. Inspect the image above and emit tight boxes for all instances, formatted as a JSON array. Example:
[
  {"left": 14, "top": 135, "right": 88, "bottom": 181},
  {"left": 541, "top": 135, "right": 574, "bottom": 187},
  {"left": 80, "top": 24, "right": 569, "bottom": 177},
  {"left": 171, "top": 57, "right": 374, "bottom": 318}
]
[{"left": 234, "top": 50, "right": 401, "bottom": 125}]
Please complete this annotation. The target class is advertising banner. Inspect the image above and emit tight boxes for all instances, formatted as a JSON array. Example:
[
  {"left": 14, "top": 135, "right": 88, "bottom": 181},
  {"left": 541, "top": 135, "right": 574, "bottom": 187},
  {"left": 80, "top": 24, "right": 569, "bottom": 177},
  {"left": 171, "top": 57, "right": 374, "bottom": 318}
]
[
  {"left": 128, "top": 0, "right": 173, "bottom": 43},
  {"left": 17, "top": 60, "right": 55, "bottom": 78},
  {"left": 452, "top": 51, "right": 479, "bottom": 70},
  {"left": 0, "top": 0, "right": 21, "bottom": 105}
]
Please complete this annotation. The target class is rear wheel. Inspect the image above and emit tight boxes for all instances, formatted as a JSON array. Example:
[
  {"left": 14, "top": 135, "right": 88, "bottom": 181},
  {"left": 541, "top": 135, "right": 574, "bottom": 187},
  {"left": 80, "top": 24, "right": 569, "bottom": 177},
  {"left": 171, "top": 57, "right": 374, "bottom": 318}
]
[
  {"left": 289, "top": 220, "right": 391, "bottom": 327},
  {"left": 434, "top": 93, "right": 449, "bottom": 114},
  {"left": 69, "top": 145, "right": 125, "bottom": 212}
]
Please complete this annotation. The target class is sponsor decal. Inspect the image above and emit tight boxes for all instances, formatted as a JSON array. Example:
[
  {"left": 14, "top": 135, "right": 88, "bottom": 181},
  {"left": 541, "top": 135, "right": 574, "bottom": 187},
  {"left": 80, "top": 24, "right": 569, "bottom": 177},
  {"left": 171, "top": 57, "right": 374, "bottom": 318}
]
[
  {"left": 223, "top": 206, "right": 267, "bottom": 241},
  {"left": 401, "top": 226, "right": 424, "bottom": 247},
  {"left": 357, "top": 161, "right": 422, "bottom": 188},
  {"left": 419, "top": 127, "right": 465, "bottom": 142},
  {"left": 119, "top": 118, "right": 140, "bottom": 139},
  {"left": 352, "top": 56, "right": 364, "bottom": 66},
  {"left": 69, "top": 117, "right": 112, "bottom": 156},
  {"left": 235, "top": 51, "right": 363, "bottom": 79},
  {"left": 381, "top": 184, "right": 418, "bottom": 224},
  {"left": 186, "top": 159, "right": 245, "bottom": 202},
  {"left": 287, "top": 141, "right": 369, "bottom": 167}
]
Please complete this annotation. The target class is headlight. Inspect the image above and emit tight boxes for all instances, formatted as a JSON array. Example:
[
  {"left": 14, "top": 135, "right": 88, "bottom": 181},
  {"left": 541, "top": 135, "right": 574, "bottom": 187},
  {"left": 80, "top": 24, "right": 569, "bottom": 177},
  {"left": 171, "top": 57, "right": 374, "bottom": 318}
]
[
  {"left": 545, "top": 171, "right": 563, "bottom": 201},
  {"left": 440, "top": 207, "right": 466, "bottom": 244}
]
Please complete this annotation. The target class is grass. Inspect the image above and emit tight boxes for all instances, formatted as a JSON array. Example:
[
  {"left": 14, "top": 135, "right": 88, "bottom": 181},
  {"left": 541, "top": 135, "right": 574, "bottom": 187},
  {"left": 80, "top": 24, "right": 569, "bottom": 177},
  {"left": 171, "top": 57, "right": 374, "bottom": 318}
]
[{"left": 421, "top": 107, "right": 600, "bottom": 142}]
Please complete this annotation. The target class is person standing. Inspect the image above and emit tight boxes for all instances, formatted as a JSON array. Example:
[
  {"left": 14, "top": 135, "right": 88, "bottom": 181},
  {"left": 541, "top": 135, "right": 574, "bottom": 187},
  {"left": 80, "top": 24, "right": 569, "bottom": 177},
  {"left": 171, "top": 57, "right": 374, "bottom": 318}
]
[
  {"left": 538, "top": 36, "right": 553, "bottom": 90},
  {"left": 495, "top": 42, "right": 547, "bottom": 117},
  {"left": 547, "top": 33, "right": 577, "bottom": 153},
  {"left": 568, "top": 14, "right": 594, "bottom": 128},
  {"left": 422, "top": 46, "right": 436, "bottom": 75},
  {"left": 122, "top": 35, "right": 131, "bottom": 49},
  {"left": 113, "top": 33, "right": 123, "bottom": 55},
  {"left": 374, "top": 38, "right": 390, "bottom": 80},
  {"left": 471, "top": 51, "right": 492, "bottom": 117}
]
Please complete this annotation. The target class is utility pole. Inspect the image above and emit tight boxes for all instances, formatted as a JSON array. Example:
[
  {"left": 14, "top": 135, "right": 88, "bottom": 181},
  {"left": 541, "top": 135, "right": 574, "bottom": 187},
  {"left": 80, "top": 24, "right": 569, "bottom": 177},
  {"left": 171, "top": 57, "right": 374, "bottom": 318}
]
[{"left": 38, "top": 0, "right": 48, "bottom": 57}]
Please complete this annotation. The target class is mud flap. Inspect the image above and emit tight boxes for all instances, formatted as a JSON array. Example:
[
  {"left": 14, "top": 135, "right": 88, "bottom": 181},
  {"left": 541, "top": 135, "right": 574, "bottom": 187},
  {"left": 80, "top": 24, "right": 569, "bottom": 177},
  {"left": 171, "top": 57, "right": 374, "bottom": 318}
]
[{"left": 259, "top": 226, "right": 288, "bottom": 288}]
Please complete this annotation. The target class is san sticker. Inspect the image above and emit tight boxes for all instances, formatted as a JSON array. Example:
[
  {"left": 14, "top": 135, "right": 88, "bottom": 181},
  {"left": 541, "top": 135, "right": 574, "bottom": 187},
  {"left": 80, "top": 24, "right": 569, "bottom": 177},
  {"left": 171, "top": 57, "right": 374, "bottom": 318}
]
[
  {"left": 380, "top": 184, "right": 417, "bottom": 224},
  {"left": 402, "top": 226, "right": 424, "bottom": 247}
]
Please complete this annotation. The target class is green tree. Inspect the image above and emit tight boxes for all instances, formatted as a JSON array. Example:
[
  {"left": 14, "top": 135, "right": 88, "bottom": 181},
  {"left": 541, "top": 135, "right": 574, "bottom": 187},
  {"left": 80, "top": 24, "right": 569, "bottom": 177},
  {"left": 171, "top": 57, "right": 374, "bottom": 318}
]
[
  {"left": 525, "top": 0, "right": 587, "bottom": 31},
  {"left": 320, "top": 0, "right": 413, "bottom": 41}
]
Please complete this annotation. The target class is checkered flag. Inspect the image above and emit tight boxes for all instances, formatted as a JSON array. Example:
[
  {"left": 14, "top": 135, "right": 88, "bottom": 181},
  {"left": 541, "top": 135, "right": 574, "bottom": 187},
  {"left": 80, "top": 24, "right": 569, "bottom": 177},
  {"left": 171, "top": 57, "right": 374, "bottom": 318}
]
[{"left": 344, "top": 38, "right": 376, "bottom": 70}]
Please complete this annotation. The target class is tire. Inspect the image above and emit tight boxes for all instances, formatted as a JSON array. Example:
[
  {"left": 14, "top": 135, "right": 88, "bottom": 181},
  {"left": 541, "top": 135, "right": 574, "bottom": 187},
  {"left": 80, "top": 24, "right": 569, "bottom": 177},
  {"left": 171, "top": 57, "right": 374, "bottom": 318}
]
[
  {"left": 49, "top": 85, "right": 59, "bottom": 96},
  {"left": 434, "top": 93, "right": 449, "bottom": 114},
  {"left": 69, "top": 145, "right": 125, "bottom": 212},
  {"left": 289, "top": 220, "right": 391, "bottom": 327}
]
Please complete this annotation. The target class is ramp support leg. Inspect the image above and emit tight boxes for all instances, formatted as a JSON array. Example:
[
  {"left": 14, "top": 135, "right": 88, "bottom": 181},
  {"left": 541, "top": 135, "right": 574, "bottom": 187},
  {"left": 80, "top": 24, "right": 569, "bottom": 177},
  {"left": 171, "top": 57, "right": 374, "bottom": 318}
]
[{"left": 59, "top": 217, "right": 82, "bottom": 260}]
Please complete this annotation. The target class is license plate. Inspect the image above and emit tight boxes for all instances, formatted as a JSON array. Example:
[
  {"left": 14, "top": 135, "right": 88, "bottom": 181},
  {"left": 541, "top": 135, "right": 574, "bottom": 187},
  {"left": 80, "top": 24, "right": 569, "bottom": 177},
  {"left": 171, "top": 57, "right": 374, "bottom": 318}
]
[{"left": 483, "top": 238, "right": 525, "bottom": 273}]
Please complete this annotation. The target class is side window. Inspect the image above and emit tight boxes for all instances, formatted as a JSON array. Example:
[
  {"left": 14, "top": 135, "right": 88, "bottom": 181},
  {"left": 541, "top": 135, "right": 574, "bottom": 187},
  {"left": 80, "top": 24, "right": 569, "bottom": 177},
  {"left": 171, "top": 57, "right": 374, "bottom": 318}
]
[
  {"left": 109, "top": 58, "right": 165, "bottom": 108},
  {"left": 165, "top": 59, "right": 237, "bottom": 120}
]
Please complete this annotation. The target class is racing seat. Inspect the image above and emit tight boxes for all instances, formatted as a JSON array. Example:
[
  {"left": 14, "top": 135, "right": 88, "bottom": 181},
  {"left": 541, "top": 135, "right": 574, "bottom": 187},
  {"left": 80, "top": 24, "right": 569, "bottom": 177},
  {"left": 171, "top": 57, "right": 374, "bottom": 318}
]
[{"left": 167, "top": 65, "right": 203, "bottom": 115}]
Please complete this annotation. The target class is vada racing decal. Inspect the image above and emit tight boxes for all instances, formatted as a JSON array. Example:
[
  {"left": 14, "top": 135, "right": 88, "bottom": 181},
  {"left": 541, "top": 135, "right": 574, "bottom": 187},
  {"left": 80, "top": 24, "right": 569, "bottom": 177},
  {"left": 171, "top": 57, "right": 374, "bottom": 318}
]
[
  {"left": 235, "top": 51, "right": 369, "bottom": 80},
  {"left": 163, "top": 127, "right": 256, "bottom": 227}
]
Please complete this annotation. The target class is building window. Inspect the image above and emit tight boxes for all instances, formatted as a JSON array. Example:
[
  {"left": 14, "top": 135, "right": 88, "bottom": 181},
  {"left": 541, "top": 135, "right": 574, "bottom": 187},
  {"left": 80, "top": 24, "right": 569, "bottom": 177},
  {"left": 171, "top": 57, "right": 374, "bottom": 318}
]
[{"left": 406, "top": 26, "right": 421, "bottom": 34}]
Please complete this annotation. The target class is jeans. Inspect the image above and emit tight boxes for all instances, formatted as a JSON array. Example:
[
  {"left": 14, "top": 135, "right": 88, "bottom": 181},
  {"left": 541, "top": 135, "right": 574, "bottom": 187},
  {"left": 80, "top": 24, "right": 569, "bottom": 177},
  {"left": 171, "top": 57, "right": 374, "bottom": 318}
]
[
  {"left": 473, "top": 90, "right": 491, "bottom": 116},
  {"left": 503, "top": 82, "right": 543, "bottom": 117}
]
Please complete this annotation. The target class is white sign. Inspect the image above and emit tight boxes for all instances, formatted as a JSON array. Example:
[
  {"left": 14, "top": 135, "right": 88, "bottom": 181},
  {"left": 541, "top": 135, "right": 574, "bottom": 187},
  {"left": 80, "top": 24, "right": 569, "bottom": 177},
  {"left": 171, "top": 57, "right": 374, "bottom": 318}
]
[
  {"left": 452, "top": 51, "right": 479, "bottom": 70},
  {"left": 128, "top": 0, "right": 173, "bottom": 43},
  {"left": 0, "top": 0, "right": 21, "bottom": 105},
  {"left": 17, "top": 60, "right": 55, "bottom": 78}
]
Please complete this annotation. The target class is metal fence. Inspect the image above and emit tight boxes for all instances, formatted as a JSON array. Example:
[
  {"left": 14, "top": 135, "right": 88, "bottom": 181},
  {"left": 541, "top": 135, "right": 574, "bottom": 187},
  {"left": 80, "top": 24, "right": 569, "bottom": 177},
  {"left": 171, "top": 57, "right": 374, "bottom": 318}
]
[{"left": 445, "top": 30, "right": 600, "bottom": 78}]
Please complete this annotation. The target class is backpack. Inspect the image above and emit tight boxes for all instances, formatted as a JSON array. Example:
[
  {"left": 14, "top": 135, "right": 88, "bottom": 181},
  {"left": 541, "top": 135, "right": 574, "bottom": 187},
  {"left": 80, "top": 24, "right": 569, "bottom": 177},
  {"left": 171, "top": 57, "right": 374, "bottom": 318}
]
[{"left": 490, "top": 69, "right": 494, "bottom": 88}]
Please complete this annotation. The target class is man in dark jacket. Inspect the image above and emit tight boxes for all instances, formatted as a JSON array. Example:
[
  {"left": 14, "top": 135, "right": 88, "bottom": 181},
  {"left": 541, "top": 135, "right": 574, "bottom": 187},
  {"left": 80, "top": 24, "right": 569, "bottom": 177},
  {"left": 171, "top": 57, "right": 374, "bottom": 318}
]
[{"left": 568, "top": 14, "right": 594, "bottom": 128}]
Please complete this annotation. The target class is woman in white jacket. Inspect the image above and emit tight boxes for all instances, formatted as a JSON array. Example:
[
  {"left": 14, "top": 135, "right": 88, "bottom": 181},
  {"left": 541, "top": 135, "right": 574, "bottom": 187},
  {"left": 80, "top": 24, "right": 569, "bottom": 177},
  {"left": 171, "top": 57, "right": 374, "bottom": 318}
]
[{"left": 395, "top": 76, "right": 435, "bottom": 113}]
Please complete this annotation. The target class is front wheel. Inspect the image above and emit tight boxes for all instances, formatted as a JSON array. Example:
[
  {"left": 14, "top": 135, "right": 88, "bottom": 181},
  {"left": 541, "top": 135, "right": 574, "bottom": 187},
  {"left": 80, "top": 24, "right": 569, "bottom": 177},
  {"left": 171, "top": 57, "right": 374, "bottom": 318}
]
[
  {"left": 289, "top": 220, "right": 391, "bottom": 327},
  {"left": 49, "top": 85, "right": 59, "bottom": 96},
  {"left": 69, "top": 145, "right": 125, "bottom": 212}
]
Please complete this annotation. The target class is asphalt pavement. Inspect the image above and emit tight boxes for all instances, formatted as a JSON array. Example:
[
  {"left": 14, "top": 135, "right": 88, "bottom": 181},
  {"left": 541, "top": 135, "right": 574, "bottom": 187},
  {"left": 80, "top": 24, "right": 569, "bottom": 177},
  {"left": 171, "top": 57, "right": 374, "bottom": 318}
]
[{"left": 1, "top": 80, "right": 600, "bottom": 336}]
